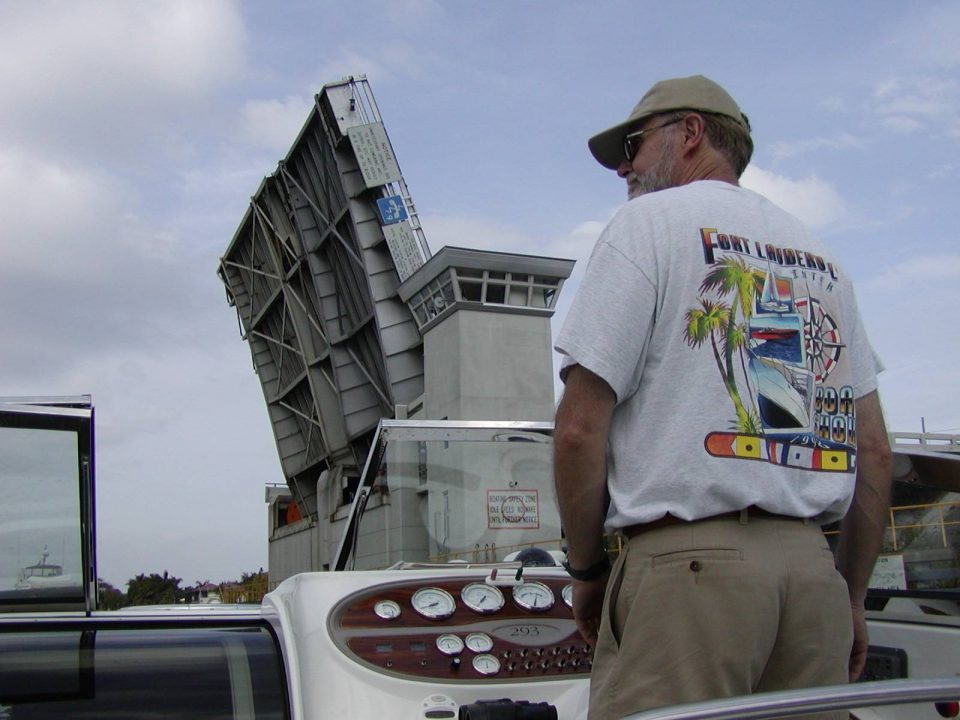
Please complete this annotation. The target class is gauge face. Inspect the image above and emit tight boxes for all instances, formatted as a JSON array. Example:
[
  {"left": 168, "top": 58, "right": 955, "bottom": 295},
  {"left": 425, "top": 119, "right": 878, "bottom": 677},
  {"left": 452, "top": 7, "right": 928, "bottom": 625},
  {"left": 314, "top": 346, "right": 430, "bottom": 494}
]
[
  {"left": 461, "top": 582, "right": 505, "bottom": 614},
  {"left": 464, "top": 632, "right": 493, "bottom": 653},
  {"left": 411, "top": 587, "right": 456, "bottom": 620},
  {"left": 472, "top": 653, "right": 501, "bottom": 675},
  {"left": 373, "top": 599, "right": 401, "bottom": 620},
  {"left": 562, "top": 583, "right": 573, "bottom": 609},
  {"left": 436, "top": 633, "right": 464, "bottom": 655},
  {"left": 512, "top": 581, "right": 555, "bottom": 612}
]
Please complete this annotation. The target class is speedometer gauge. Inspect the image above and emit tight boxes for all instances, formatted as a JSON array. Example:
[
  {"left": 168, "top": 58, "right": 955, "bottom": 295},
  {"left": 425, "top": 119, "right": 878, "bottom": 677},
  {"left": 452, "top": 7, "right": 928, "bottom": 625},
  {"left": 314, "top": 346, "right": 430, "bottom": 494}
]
[
  {"left": 411, "top": 587, "right": 456, "bottom": 620},
  {"left": 465, "top": 632, "right": 493, "bottom": 653},
  {"left": 461, "top": 582, "right": 504, "bottom": 614},
  {"left": 436, "top": 633, "right": 464, "bottom": 655},
  {"left": 374, "top": 599, "right": 401, "bottom": 620},
  {"left": 472, "top": 653, "right": 501, "bottom": 676},
  {"left": 512, "top": 581, "right": 555, "bottom": 612}
]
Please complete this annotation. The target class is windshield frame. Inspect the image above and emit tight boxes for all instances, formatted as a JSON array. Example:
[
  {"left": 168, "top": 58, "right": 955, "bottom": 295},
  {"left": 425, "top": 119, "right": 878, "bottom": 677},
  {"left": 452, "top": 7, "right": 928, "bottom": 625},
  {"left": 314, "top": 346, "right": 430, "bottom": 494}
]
[{"left": 332, "top": 419, "right": 554, "bottom": 570}]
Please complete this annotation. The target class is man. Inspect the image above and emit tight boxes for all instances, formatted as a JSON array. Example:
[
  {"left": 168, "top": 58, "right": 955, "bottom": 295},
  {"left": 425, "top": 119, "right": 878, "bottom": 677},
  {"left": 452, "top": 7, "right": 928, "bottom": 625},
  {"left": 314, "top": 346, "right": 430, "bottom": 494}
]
[{"left": 553, "top": 75, "right": 892, "bottom": 719}]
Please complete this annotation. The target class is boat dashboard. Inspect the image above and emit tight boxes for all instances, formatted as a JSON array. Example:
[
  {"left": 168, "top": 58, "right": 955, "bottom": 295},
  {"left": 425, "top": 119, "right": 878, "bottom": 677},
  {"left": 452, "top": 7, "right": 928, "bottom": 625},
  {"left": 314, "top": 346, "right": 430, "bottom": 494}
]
[{"left": 329, "top": 574, "right": 591, "bottom": 682}]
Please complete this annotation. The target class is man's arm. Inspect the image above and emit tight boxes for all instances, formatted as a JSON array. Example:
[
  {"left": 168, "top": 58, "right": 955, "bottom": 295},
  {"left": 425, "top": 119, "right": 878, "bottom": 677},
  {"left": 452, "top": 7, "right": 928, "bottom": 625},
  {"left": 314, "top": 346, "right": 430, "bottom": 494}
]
[
  {"left": 553, "top": 364, "right": 617, "bottom": 642},
  {"left": 835, "top": 390, "right": 893, "bottom": 681}
]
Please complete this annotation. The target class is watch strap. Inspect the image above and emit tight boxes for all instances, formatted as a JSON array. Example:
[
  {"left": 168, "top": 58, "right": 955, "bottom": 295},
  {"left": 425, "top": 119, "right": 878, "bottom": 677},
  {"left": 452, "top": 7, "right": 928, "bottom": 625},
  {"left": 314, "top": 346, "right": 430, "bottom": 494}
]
[{"left": 562, "top": 556, "right": 611, "bottom": 581}]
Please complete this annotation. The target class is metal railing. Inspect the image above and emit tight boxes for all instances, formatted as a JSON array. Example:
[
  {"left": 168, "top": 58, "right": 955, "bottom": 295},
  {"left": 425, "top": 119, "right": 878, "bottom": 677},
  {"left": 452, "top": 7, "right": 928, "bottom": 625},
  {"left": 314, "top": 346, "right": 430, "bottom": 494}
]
[
  {"left": 887, "top": 500, "right": 960, "bottom": 552},
  {"left": 889, "top": 431, "right": 960, "bottom": 453},
  {"left": 623, "top": 677, "right": 960, "bottom": 720}
]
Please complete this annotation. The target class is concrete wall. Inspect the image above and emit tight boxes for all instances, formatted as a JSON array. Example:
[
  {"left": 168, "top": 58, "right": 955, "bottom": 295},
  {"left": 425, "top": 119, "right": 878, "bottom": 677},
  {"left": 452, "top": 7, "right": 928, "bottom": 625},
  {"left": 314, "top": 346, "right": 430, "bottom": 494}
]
[{"left": 424, "top": 310, "right": 556, "bottom": 422}]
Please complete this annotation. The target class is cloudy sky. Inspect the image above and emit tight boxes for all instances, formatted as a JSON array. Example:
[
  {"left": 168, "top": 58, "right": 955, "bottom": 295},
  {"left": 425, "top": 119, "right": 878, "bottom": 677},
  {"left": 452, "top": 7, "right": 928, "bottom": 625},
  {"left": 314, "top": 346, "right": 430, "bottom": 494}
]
[{"left": 1, "top": 0, "right": 957, "bottom": 589}]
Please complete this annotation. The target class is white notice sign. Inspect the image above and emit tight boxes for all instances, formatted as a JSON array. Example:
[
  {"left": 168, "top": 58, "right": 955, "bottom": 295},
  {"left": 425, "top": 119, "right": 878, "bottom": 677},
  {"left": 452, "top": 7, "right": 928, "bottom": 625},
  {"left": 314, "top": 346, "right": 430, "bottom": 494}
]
[
  {"left": 487, "top": 490, "right": 540, "bottom": 530},
  {"left": 346, "top": 122, "right": 402, "bottom": 189},
  {"left": 868, "top": 554, "right": 907, "bottom": 590},
  {"left": 382, "top": 222, "right": 424, "bottom": 282}
]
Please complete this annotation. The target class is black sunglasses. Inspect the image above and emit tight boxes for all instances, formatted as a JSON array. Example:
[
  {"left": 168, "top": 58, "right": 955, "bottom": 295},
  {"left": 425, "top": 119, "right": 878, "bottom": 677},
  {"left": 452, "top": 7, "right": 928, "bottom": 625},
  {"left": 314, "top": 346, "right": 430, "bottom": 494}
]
[{"left": 623, "top": 116, "right": 686, "bottom": 162}]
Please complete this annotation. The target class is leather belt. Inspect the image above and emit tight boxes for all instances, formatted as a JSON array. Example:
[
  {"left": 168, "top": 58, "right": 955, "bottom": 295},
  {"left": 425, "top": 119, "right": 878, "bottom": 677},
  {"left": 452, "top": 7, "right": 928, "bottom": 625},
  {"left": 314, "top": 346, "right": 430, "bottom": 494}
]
[{"left": 620, "top": 506, "right": 803, "bottom": 538}]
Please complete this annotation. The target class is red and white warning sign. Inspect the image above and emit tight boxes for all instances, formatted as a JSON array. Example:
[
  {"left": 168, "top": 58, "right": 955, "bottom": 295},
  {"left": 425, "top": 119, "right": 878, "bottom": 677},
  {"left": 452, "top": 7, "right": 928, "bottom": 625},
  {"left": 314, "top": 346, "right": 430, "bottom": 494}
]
[{"left": 487, "top": 489, "right": 540, "bottom": 530}]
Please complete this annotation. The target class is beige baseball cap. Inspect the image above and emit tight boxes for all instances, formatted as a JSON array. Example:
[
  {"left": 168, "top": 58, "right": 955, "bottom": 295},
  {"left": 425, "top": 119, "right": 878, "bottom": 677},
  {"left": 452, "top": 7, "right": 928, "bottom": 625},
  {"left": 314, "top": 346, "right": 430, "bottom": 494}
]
[{"left": 588, "top": 75, "right": 751, "bottom": 169}]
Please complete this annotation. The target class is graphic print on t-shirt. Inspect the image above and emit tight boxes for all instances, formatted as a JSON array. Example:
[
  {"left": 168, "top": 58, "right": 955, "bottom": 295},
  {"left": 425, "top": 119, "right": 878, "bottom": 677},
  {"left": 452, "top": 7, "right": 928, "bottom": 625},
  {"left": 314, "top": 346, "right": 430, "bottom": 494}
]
[{"left": 691, "top": 228, "right": 856, "bottom": 473}]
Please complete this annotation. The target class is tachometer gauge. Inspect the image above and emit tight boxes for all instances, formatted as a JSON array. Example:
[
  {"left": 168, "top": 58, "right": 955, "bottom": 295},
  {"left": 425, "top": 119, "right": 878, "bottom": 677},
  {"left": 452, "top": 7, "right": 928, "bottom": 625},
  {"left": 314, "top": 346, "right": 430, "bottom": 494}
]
[
  {"left": 465, "top": 632, "right": 493, "bottom": 653},
  {"left": 411, "top": 587, "right": 456, "bottom": 620},
  {"left": 374, "top": 599, "right": 401, "bottom": 620},
  {"left": 472, "top": 653, "right": 501, "bottom": 676},
  {"left": 562, "top": 583, "right": 573, "bottom": 609},
  {"left": 436, "top": 633, "right": 464, "bottom": 655},
  {"left": 461, "top": 582, "right": 504, "bottom": 614},
  {"left": 512, "top": 580, "right": 555, "bottom": 612}
]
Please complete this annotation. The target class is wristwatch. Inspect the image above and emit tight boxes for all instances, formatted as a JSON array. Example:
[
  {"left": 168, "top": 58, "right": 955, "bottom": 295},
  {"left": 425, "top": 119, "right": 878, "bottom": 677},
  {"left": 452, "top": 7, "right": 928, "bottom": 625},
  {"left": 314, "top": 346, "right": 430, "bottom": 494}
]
[{"left": 562, "top": 556, "right": 611, "bottom": 582}]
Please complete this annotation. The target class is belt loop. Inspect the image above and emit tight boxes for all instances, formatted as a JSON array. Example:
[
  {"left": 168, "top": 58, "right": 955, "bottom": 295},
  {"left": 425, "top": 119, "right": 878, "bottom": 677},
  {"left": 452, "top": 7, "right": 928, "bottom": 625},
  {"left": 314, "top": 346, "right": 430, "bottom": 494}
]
[{"left": 739, "top": 507, "right": 749, "bottom": 525}]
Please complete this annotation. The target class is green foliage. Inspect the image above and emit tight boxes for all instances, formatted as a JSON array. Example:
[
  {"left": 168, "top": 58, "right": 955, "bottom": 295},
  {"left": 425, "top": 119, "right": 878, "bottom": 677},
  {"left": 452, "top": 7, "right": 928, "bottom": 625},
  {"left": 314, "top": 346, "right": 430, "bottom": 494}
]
[
  {"left": 240, "top": 568, "right": 266, "bottom": 584},
  {"left": 97, "top": 579, "right": 125, "bottom": 610},
  {"left": 125, "top": 571, "right": 184, "bottom": 606}
]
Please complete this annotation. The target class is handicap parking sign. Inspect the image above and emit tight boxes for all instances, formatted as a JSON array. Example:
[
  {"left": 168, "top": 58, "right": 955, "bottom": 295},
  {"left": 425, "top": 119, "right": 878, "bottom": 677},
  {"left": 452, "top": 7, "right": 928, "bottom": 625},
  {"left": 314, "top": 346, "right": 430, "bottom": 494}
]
[{"left": 376, "top": 195, "right": 408, "bottom": 225}]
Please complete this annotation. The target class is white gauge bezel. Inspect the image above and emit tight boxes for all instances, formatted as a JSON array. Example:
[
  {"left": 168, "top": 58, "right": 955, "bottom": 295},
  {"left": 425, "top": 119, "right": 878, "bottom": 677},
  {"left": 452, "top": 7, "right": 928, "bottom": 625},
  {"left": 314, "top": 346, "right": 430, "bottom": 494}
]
[
  {"left": 512, "top": 580, "right": 555, "bottom": 612},
  {"left": 436, "top": 633, "right": 465, "bottom": 656},
  {"left": 411, "top": 586, "right": 456, "bottom": 619},
  {"left": 373, "top": 599, "right": 401, "bottom": 620},
  {"left": 472, "top": 653, "right": 501, "bottom": 675},
  {"left": 460, "top": 582, "right": 505, "bottom": 614},
  {"left": 464, "top": 632, "right": 494, "bottom": 653},
  {"left": 562, "top": 583, "right": 573, "bottom": 609}
]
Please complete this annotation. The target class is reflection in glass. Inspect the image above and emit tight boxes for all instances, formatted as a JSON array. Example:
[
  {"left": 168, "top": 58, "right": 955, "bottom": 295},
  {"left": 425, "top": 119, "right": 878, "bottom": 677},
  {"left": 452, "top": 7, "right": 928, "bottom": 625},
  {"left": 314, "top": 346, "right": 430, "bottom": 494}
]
[{"left": 0, "top": 427, "right": 83, "bottom": 599}]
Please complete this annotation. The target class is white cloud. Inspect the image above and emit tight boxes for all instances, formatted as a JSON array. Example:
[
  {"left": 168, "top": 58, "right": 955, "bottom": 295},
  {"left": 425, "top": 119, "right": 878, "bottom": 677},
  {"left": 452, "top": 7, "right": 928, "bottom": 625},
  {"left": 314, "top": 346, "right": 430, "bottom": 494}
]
[
  {"left": 0, "top": 147, "right": 129, "bottom": 276},
  {"left": 865, "top": 253, "right": 960, "bottom": 291},
  {"left": 239, "top": 95, "right": 314, "bottom": 153},
  {"left": 0, "top": 1, "right": 246, "bottom": 156},
  {"left": 873, "top": 75, "right": 960, "bottom": 134},
  {"left": 769, "top": 134, "right": 864, "bottom": 162},
  {"left": 741, "top": 166, "right": 846, "bottom": 228},
  {"left": 858, "top": 253, "right": 960, "bottom": 433},
  {"left": 314, "top": 43, "right": 430, "bottom": 88},
  {"left": 0, "top": 0, "right": 245, "bottom": 103},
  {"left": 420, "top": 211, "right": 606, "bottom": 268}
]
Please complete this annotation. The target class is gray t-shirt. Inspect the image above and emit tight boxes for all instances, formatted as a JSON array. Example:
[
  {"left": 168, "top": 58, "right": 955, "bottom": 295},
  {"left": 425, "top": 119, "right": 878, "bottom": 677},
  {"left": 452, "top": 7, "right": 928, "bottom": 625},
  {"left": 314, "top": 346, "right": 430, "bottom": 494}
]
[{"left": 556, "top": 180, "right": 880, "bottom": 528}]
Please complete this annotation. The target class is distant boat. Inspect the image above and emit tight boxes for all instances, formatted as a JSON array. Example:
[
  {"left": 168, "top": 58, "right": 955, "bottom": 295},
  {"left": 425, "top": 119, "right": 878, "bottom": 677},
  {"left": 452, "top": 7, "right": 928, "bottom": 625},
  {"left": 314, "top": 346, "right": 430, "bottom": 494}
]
[
  {"left": 758, "top": 261, "right": 790, "bottom": 313},
  {"left": 14, "top": 546, "right": 77, "bottom": 591},
  {"left": 750, "top": 327, "right": 799, "bottom": 341}
]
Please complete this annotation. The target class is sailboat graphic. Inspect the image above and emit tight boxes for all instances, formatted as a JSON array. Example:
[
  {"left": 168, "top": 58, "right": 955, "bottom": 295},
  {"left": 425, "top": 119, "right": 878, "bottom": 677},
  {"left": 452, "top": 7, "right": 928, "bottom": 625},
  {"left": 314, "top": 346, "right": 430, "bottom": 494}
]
[{"left": 758, "top": 259, "right": 790, "bottom": 314}]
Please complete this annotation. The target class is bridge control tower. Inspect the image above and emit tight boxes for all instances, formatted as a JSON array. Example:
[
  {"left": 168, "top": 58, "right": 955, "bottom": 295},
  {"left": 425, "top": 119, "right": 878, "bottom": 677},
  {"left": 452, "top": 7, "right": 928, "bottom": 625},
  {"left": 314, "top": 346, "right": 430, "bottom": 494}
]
[{"left": 219, "top": 77, "right": 574, "bottom": 583}]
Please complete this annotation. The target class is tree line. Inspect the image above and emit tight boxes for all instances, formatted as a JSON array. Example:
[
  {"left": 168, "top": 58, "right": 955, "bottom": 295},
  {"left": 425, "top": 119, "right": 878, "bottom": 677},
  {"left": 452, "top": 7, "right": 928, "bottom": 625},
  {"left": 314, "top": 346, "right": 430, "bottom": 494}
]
[{"left": 98, "top": 569, "right": 268, "bottom": 610}]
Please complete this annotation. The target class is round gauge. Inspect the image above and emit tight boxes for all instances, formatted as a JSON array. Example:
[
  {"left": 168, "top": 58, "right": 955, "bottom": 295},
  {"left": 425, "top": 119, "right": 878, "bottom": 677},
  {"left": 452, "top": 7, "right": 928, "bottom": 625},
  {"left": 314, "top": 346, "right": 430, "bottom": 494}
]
[
  {"left": 436, "top": 633, "right": 464, "bottom": 656},
  {"left": 411, "top": 587, "right": 457, "bottom": 620},
  {"left": 472, "top": 653, "right": 501, "bottom": 676},
  {"left": 373, "top": 599, "right": 401, "bottom": 620},
  {"left": 464, "top": 632, "right": 493, "bottom": 653},
  {"left": 461, "top": 582, "right": 505, "bottom": 614},
  {"left": 562, "top": 583, "right": 573, "bottom": 609},
  {"left": 512, "top": 581, "right": 555, "bottom": 612}
]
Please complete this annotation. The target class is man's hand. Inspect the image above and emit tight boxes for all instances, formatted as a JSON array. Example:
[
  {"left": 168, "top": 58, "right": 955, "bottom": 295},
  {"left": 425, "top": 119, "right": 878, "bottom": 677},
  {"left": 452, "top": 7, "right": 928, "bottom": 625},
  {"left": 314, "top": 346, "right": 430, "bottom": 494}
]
[
  {"left": 572, "top": 572, "right": 610, "bottom": 645},
  {"left": 848, "top": 600, "right": 869, "bottom": 682}
]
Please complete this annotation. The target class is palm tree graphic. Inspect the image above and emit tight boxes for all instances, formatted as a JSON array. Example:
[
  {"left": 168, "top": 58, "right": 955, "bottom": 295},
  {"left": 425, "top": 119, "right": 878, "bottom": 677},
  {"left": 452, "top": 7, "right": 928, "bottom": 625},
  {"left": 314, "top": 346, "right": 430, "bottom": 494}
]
[{"left": 684, "top": 256, "right": 761, "bottom": 433}]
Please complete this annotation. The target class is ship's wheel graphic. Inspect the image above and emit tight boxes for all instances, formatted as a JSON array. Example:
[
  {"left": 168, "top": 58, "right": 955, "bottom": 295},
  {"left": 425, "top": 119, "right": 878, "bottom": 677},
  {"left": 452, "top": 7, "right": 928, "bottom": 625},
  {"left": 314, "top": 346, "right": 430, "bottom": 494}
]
[{"left": 795, "top": 296, "right": 843, "bottom": 382}]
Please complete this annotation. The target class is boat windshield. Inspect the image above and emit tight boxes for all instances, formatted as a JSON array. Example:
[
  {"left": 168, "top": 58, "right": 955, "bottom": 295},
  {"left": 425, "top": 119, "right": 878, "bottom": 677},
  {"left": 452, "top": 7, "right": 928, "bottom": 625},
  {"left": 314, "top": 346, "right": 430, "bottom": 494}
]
[
  {"left": 0, "top": 399, "right": 92, "bottom": 611},
  {"left": 334, "top": 420, "right": 562, "bottom": 570}
]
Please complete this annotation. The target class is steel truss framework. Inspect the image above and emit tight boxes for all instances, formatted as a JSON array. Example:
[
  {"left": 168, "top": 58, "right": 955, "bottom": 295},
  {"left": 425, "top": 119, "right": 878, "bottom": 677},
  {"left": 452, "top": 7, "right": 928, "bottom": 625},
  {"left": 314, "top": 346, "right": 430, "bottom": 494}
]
[{"left": 219, "top": 77, "right": 428, "bottom": 518}]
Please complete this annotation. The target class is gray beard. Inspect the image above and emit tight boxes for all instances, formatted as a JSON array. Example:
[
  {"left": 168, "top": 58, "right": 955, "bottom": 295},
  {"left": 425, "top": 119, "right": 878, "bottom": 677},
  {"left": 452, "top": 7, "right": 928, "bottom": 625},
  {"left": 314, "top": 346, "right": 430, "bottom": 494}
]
[
  {"left": 627, "top": 138, "right": 677, "bottom": 200},
  {"left": 628, "top": 168, "right": 674, "bottom": 199}
]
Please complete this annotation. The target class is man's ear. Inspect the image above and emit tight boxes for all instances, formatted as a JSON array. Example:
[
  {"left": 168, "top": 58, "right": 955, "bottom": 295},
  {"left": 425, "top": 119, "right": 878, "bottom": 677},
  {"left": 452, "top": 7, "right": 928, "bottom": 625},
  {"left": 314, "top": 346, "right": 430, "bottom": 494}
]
[{"left": 679, "top": 112, "right": 707, "bottom": 149}]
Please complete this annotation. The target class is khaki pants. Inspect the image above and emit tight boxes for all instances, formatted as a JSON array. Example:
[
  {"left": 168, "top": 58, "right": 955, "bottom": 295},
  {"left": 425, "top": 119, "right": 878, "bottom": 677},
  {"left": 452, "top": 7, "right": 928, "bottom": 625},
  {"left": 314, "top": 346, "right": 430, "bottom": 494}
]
[{"left": 589, "top": 514, "right": 852, "bottom": 720}]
